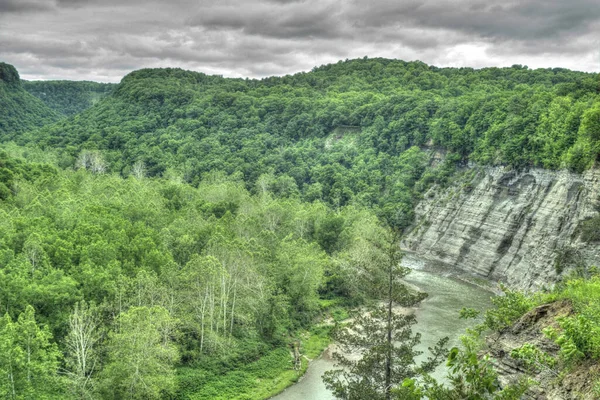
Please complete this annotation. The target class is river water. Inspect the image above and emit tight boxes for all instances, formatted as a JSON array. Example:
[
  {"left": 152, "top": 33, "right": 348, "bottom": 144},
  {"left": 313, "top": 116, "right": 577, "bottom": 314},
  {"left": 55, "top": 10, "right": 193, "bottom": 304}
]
[{"left": 272, "top": 260, "right": 495, "bottom": 400}]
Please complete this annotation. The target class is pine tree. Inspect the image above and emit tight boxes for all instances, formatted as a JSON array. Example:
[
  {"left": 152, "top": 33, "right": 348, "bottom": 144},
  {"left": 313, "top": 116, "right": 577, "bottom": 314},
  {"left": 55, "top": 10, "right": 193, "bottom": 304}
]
[{"left": 323, "top": 231, "right": 448, "bottom": 400}]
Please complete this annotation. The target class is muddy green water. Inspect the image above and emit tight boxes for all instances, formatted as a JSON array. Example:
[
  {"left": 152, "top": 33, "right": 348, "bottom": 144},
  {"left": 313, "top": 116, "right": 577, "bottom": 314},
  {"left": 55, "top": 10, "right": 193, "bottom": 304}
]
[{"left": 271, "top": 261, "right": 495, "bottom": 400}]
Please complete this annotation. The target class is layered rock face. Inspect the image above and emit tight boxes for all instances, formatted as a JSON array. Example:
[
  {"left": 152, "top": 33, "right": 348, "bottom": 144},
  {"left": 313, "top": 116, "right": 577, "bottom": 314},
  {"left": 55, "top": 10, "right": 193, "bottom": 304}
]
[{"left": 403, "top": 166, "right": 600, "bottom": 290}]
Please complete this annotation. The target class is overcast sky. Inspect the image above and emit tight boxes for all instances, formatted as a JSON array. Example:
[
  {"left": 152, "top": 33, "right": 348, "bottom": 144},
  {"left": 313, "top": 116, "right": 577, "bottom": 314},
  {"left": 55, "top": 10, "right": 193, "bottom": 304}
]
[{"left": 1, "top": 0, "right": 599, "bottom": 82}]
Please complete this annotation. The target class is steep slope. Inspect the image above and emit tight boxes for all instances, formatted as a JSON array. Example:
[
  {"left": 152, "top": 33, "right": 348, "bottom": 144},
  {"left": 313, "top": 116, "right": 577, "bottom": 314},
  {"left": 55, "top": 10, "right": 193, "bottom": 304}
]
[
  {"left": 403, "top": 165, "right": 600, "bottom": 290},
  {"left": 486, "top": 300, "right": 598, "bottom": 399},
  {"left": 0, "top": 62, "right": 61, "bottom": 137},
  {"left": 23, "top": 80, "right": 116, "bottom": 116}
]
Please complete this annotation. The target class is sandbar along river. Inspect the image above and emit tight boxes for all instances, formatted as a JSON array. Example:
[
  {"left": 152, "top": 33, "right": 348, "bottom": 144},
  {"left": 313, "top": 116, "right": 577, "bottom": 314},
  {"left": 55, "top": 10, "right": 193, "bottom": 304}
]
[{"left": 272, "top": 259, "right": 495, "bottom": 400}]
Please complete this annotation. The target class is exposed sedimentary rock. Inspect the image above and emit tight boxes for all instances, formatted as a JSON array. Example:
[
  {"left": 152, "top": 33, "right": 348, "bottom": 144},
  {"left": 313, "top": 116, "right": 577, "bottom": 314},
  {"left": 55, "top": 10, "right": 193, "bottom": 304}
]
[{"left": 403, "top": 166, "right": 600, "bottom": 290}]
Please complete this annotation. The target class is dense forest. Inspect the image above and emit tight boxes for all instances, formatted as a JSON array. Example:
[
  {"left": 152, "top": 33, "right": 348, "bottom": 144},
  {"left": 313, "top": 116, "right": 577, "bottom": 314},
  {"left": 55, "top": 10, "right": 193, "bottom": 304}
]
[
  {"left": 0, "top": 147, "right": 391, "bottom": 398},
  {"left": 23, "top": 81, "right": 116, "bottom": 117},
  {"left": 6, "top": 58, "right": 599, "bottom": 229},
  {"left": 0, "top": 63, "right": 61, "bottom": 136},
  {"left": 1, "top": 58, "right": 600, "bottom": 399}
]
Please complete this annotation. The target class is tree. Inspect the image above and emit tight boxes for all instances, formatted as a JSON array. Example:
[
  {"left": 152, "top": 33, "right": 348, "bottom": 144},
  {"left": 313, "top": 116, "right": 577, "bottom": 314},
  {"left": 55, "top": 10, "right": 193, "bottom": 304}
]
[
  {"left": 403, "top": 339, "right": 530, "bottom": 400},
  {"left": 65, "top": 301, "right": 100, "bottom": 399},
  {"left": 275, "top": 237, "right": 327, "bottom": 326},
  {"left": 99, "top": 306, "right": 178, "bottom": 400},
  {"left": 131, "top": 161, "right": 146, "bottom": 179},
  {"left": 75, "top": 151, "right": 106, "bottom": 174},
  {"left": 0, "top": 306, "right": 64, "bottom": 399},
  {"left": 323, "top": 231, "right": 448, "bottom": 400}
]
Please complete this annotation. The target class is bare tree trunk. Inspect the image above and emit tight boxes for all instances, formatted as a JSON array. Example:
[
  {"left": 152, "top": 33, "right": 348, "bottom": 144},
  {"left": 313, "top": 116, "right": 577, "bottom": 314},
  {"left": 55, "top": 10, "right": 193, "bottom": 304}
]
[
  {"left": 8, "top": 355, "right": 16, "bottom": 399},
  {"left": 385, "top": 232, "right": 400, "bottom": 400},
  {"left": 385, "top": 261, "right": 393, "bottom": 400},
  {"left": 200, "top": 289, "right": 208, "bottom": 352},
  {"left": 26, "top": 336, "right": 31, "bottom": 383},
  {"left": 209, "top": 284, "right": 215, "bottom": 335},
  {"left": 66, "top": 302, "right": 99, "bottom": 399},
  {"left": 229, "top": 281, "right": 237, "bottom": 340}
]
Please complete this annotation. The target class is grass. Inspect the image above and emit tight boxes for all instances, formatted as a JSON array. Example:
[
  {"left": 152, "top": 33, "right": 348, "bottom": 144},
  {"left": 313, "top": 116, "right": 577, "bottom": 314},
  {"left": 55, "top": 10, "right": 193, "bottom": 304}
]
[
  {"left": 302, "top": 324, "right": 333, "bottom": 359},
  {"left": 181, "top": 348, "right": 300, "bottom": 400},
  {"left": 177, "top": 325, "right": 333, "bottom": 400},
  {"left": 175, "top": 298, "right": 350, "bottom": 399},
  {"left": 318, "top": 297, "right": 351, "bottom": 322}
]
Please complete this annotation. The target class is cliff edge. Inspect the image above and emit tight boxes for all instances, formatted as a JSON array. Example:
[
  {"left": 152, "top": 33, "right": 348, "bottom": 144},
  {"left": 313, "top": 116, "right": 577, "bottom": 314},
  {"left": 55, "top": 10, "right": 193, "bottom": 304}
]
[{"left": 403, "top": 166, "right": 600, "bottom": 290}]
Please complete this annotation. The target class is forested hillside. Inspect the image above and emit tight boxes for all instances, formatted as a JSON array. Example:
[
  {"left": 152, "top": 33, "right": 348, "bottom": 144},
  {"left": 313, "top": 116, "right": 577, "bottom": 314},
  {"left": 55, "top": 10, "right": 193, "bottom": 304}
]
[
  {"left": 23, "top": 80, "right": 116, "bottom": 116},
  {"left": 0, "top": 63, "right": 61, "bottom": 136},
  {"left": 0, "top": 147, "right": 392, "bottom": 398},
  {"left": 10, "top": 59, "right": 599, "bottom": 230}
]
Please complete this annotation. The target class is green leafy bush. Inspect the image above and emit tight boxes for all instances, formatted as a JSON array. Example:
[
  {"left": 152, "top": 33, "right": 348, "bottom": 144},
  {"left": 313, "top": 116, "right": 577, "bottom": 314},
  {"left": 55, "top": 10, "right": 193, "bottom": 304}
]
[{"left": 484, "top": 285, "right": 536, "bottom": 331}]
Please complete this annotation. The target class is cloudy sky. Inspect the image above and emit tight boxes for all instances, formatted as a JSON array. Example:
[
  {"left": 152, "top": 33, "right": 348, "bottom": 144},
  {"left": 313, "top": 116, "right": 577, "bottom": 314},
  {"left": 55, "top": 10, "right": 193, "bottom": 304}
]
[{"left": 1, "top": 0, "right": 599, "bottom": 82}]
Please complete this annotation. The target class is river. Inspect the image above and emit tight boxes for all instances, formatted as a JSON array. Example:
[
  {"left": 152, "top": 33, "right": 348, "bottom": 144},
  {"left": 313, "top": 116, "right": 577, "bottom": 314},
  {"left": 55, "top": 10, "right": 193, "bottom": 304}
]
[{"left": 271, "top": 258, "right": 495, "bottom": 400}]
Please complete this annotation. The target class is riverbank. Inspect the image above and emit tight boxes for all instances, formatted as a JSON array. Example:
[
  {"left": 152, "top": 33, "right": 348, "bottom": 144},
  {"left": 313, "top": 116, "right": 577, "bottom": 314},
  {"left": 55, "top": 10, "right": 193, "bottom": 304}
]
[
  {"left": 186, "top": 263, "right": 498, "bottom": 400},
  {"left": 273, "top": 268, "right": 496, "bottom": 399},
  {"left": 175, "top": 324, "right": 333, "bottom": 400}
]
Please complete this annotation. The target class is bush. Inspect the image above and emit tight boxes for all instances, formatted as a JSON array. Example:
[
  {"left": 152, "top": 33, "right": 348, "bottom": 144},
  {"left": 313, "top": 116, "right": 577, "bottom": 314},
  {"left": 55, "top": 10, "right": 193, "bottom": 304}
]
[{"left": 484, "top": 285, "right": 536, "bottom": 330}]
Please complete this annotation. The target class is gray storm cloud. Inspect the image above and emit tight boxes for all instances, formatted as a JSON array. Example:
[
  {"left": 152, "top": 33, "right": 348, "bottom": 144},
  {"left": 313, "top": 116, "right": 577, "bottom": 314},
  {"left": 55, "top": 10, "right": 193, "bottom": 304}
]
[{"left": 0, "top": 0, "right": 598, "bottom": 81}]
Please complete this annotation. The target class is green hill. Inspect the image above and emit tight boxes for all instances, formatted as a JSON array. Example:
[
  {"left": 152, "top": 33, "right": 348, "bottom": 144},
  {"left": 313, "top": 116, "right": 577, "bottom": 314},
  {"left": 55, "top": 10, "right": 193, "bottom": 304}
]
[
  {"left": 13, "top": 59, "right": 600, "bottom": 228},
  {"left": 23, "top": 80, "right": 116, "bottom": 116},
  {"left": 0, "top": 62, "right": 61, "bottom": 137}
]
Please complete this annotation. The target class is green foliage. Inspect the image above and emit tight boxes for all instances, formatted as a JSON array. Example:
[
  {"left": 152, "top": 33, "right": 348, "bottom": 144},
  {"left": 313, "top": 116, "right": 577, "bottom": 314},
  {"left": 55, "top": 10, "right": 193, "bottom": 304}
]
[
  {"left": 181, "top": 344, "right": 309, "bottom": 400},
  {"left": 579, "top": 215, "right": 600, "bottom": 242},
  {"left": 445, "top": 346, "right": 500, "bottom": 397},
  {"left": 99, "top": 306, "right": 179, "bottom": 400},
  {"left": 323, "top": 305, "right": 448, "bottom": 400},
  {"left": 510, "top": 343, "right": 556, "bottom": 372},
  {"left": 554, "top": 246, "right": 586, "bottom": 275},
  {"left": 593, "top": 380, "right": 600, "bottom": 398},
  {"left": 323, "top": 236, "right": 448, "bottom": 400},
  {"left": 546, "top": 275, "right": 600, "bottom": 363},
  {"left": 2, "top": 58, "right": 599, "bottom": 398},
  {"left": 7, "top": 59, "right": 598, "bottom": 233},
  {"left": 0, "top": 150, "right": 395, "bottom": 398},
  {"left": 404, "top": 341, "right": 530, "bottom": 399},
  {"left": 0, "top": 64, "right": 61, "bottom": 137},
  {"left": 459, "top": 308, "right": 480, "bottom": 320},
  {"left": 544, "top": 315, "right": 600, "bottom": 364},
  {"left": 484, "top": 284, "right": 537, "bottom": 331},
  {"left": 0, "top": 306, "right": 65, "bottom": 399},
  {"left": 23, "top": 80, "right": 116, "bottom": 117},
  {"left": 0, "top": 63, "right": 20, "bottom": 86}
]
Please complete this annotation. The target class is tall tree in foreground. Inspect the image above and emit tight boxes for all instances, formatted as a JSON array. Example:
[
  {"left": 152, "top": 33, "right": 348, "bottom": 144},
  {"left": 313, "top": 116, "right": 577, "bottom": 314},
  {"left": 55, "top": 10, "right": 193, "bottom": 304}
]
[{"left": 323, "top": 231, "right": 448, "bottom": 400}]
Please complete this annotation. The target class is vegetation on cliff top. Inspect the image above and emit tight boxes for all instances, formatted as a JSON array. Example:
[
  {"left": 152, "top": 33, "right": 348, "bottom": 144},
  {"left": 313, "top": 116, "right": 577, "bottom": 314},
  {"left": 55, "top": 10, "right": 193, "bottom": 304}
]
[{"left": 6, "top": 58, "right": 598, "bottom": 231}]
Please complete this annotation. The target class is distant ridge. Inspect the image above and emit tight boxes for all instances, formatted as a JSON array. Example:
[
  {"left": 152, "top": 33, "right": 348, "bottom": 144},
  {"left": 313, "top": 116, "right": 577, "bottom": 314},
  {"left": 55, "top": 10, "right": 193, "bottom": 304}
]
[
  {"left": 23, "top": 80, "right": 116, "bottom": 117},
  {"left": 0, "top": 62, "right": 61, "bottom": 138}
]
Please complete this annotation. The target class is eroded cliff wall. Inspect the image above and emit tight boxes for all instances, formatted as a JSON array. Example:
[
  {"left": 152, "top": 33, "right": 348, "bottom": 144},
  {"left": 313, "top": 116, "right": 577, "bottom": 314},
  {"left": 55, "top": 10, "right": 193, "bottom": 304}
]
[{"left": 403, "top": 166, "right": 600, "bottom": 290}]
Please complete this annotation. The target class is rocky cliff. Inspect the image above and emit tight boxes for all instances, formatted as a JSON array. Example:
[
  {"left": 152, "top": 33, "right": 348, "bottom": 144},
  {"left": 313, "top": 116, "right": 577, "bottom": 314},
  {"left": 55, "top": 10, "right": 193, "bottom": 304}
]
[{"left": 403, "top": 166, "right": 600, "bottom": 290}]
